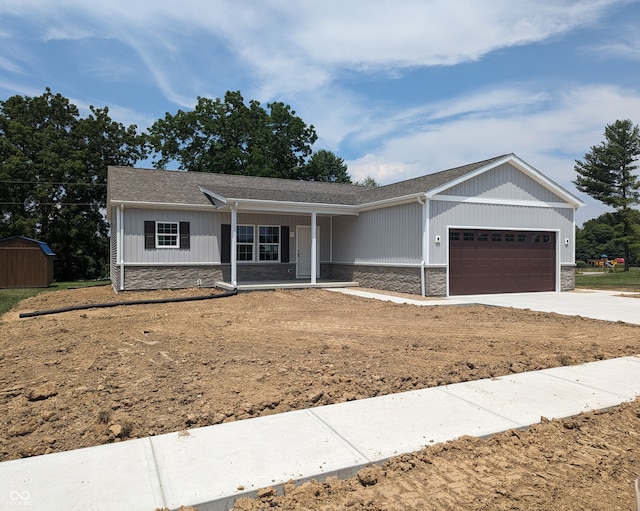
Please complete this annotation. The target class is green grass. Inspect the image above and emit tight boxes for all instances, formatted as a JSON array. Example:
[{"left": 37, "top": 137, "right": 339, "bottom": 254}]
[
  {"left": 575, "top": 266, "right": 640, "bottom": 291},
  {"left": 0, "top": 280, "right": 109, "bottom": 316}
]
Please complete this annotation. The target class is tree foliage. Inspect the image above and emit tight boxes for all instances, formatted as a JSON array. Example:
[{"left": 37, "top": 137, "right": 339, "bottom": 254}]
[
  {"left": 576, "top": 212, "right": 640, "bottom": 265},
  {"left": 0, "top": 88, "right": 143, "bottom": 280},
  {"left": 356, "top": 176, "right": 380, "bottom": 187},
  {"left": 574, "top": 119, "right": 640, "bottom": 270},
  {"left": 300, "top": 149, "right": 351, "bottom": 183},
  {"left": 146, "top": 91, "right": 319, "bottom": 179}
]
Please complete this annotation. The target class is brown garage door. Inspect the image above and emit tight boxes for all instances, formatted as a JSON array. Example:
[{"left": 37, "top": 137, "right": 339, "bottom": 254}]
[{"left": 449, "top": 229, "right": 556, "bottom": 295}]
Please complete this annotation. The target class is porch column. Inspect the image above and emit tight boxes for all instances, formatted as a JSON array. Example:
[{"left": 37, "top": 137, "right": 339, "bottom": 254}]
[
  {"left": 118, "top": 204, "right": 125, "bottom": 291},
  {"left": 231, "top": 205, "right": 237, "bottom": 288},
  {"left": 311, "top": 211, "right": 317, "bottom": 284}
]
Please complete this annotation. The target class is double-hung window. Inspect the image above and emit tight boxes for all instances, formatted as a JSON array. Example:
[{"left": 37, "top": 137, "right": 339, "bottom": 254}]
[
  {"left": 236, "top": 225, "right": 254, "bottom": 261},
  {"left": 156, "top": 222, "right": 179, "bottom": 247},
  {"left": 258, "top": 226, "right": 280, "bottom": 261},
  {"left": 144, "top": 221, "right": 190, "bottom": 250}
]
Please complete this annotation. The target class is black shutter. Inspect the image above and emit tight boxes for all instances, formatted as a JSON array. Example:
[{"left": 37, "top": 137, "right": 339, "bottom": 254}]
[
  {"left": 144, "top": 221, "right": 155, "bottom": 250},
  {"left": 221, "top": 224, "right": 231, "bottom": 263},
  {"left": 179, "top": 222, "right": 190, "bottom": 249},
  {"left": 281, "top": 226, "right": 289, "bottom": 263}
]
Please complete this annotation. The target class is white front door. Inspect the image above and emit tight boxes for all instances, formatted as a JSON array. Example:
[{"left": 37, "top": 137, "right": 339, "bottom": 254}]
[{"left": 296, "top": 226, "right": 320, "bottom": 278}]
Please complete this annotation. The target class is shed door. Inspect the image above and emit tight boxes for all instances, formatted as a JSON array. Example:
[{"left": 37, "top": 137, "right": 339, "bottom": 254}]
[{"left": 449, "top": 229, "right": 556, "bottom": 295}]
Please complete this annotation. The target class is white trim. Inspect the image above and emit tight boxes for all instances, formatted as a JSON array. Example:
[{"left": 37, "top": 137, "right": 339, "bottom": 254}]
[
  {"left": 224, "top": 198, "right": 358, "bottom": 216},
  {"left": 110, "top": 200, "right": 214, "bottom": 211},
  {"left": 356, "top": 193, "right": 425, "bottom": 213},
  {"left": 430, "top": 194, "right": 576, "bottom": 209},
  {"left": 331, "top": 261, "right": 422, "bottom": 268},
  {"left": 198, "top": 186, "right": 227, "bottom": 206},
  {"left": 155, "top": 221, "right": 180, "bottom": 248},
  {"left": 122, "top": 262, "right": 223, "bottom": 267}
]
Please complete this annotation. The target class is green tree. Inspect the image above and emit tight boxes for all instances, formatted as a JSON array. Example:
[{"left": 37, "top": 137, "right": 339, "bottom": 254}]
[
  {"left": 574, "top": 119, "right": 640, "bottom": 271},
  {"left": 146, "top": 91, "right": 318, "bottom": 179},
  {"left": 356, "top": 176, "right": 380, "bottom": 187},
  {"left": 301, "top": 149, "right": 351, "bottom": 183},
  {"left": 0, "top": 88, "right": 143, "bottom": 280}
]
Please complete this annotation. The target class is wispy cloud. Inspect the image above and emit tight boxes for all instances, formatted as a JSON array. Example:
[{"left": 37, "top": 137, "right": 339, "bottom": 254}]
[
  {"left": 0, "top": 0, "right": 627, "bottom": 104},
  {"left": 347, "top": 84, "right": 640, "bottom": 189}
]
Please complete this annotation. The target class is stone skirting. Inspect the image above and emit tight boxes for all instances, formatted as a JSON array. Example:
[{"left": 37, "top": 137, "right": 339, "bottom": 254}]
[
  {"left": 122, "top": 265, "right": 224, "bottom": 291},
  {"left": 331, "top": 264, "right": 427, "bottom": 295},
  {"left": 561, "top": 265, "right": 576, "bottom": 291},
  {"left": 424, "top": 266, "right": 447, "bottom": 296}
]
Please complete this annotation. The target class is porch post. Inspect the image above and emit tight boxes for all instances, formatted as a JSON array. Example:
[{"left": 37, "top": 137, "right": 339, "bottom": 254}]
[
  {"left": 118, "top": 204, "right": 125, "bottom": 291},
  {"left": 231, "top": 204, "right": 237, "bottom": 288},
  {"left": 311, "top": 211, "right": 317, "bottom": 284}
]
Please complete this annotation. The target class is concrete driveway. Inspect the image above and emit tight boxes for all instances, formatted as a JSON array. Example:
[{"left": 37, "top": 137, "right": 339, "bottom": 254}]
[{"left": 332, "top": 289, "right": 640, "bottom": 325}]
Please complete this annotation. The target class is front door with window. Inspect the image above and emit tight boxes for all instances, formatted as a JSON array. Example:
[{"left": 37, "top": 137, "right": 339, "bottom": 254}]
[{"left": 296, "top": 226, "right": 320, "bottom": 278}]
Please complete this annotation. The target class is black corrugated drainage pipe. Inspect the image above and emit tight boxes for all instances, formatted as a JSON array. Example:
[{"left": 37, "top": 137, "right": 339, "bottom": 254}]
[{"left": 19, "top": 288, "right": 238, "bottom": 318}]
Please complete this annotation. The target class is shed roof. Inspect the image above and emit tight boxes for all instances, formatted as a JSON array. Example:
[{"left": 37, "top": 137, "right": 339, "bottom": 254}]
[{"left": 0, "top": 236, "right": 56, "bottom": 256}]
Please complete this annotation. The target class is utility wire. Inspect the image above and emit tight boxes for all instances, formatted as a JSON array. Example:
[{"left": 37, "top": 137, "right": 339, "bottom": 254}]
[{"left": 0, "top": 180, "right": 106, "bottom": 186}]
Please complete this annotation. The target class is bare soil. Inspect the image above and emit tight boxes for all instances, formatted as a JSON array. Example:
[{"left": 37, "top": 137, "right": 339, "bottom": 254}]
[{"left": 1, "top": 286, "right": 639, "bottom": 510}]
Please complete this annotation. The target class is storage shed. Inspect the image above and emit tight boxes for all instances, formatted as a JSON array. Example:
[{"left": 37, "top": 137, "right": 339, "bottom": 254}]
[{"left": 0, "top": 236, "right": 56, "bottom": 288}]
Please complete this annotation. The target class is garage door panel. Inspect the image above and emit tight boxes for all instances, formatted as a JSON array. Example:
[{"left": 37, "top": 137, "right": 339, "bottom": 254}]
[{"left": 449, "top": 229, "right": 555, "bottom": 295}]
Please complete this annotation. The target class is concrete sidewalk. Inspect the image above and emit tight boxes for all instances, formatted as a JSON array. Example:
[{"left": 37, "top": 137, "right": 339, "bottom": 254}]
[{"left": 1, "top": 355, "right": 639, "bottom": 511}]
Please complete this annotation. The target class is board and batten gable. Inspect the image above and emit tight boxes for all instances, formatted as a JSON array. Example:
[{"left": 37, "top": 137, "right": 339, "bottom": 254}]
[{"left": 441, "top": 162, "right": 564, "bottom": 203}]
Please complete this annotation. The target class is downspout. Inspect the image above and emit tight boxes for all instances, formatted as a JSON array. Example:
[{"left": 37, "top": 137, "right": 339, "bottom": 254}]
[
  {"left": 119, "top": 204, "right": 124, "bottom": 292},
  {"left": 418, "top": 196, "right": 428, "bottom": 297}
]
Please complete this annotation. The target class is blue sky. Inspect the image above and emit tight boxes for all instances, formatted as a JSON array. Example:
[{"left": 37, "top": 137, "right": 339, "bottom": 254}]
[{"left": 2, "top": 0, "right": 640, "bottom": 224}]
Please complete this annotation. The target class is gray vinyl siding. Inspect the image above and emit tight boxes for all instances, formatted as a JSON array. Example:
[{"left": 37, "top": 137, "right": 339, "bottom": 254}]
[
  {"left": 333, "top": 202, "right": 422, "bottom": 264},
  {"left": 123, "top": 208, "right": 221, "bottom": 263},
  {"left": 444, "top": 163, "right": 563, "bottom": 203},
  {"left": 121, "top": 208, "right": 331, "bottom": 265},
  {"left": 237, "top": 213, "right": 331, "bottom": 262},
  {"left": 429, "top": 200, "right": 575, "bottom": 265}
]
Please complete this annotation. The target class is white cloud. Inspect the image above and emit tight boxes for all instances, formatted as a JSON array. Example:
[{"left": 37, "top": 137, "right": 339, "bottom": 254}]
[
  {"left": 0, "top": 0, "right": 627, "bottom": 104},
  {"left": 345, "top": 83, "right": 640, "bottom": 222}
]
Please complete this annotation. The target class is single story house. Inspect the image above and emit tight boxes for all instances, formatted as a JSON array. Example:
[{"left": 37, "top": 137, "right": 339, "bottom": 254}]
[
  {"left": 0, "top": 235, "right": 56, "bottom": 288},
  {"left": 106, "top": 153, "right": 584, "bottom": 296}
]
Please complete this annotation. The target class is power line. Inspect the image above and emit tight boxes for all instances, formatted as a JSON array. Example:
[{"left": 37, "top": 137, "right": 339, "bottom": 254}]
[{"left": 0, "top": 180, "right": 106, "bottom": 186}]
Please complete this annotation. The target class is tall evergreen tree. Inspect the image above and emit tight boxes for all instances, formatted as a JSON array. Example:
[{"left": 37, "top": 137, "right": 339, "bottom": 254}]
[
  {"left": 574, "top": 119, "right": 640, "bottom": 271},
  {"left": 0, "top": 89, "right": 143, "bottom": 280}
]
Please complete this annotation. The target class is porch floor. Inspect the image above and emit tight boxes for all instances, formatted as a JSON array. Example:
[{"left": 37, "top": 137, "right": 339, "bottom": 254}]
[{"left": 215, "top": 279, "right": 358, "bottom": 291}]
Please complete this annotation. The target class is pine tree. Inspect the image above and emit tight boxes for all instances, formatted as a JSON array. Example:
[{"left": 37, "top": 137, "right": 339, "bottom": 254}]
[{"left": 574, "top": 119, "right": 640, "bottom": 271}]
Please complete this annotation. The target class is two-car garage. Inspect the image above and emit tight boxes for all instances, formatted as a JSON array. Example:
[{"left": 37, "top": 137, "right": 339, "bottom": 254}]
[{"left": 448, "top": 229, "right": 556, "bottom": 295}]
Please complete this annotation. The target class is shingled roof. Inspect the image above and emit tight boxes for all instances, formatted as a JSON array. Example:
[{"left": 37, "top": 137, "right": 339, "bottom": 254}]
[{"left": 107, "top": 154, "right": 510, "bottom": 210}]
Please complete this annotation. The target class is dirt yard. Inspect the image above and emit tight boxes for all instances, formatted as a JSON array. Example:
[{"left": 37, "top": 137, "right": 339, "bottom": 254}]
[{"left": 1, "top": 286, "right": 639, "bottom": 510}]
